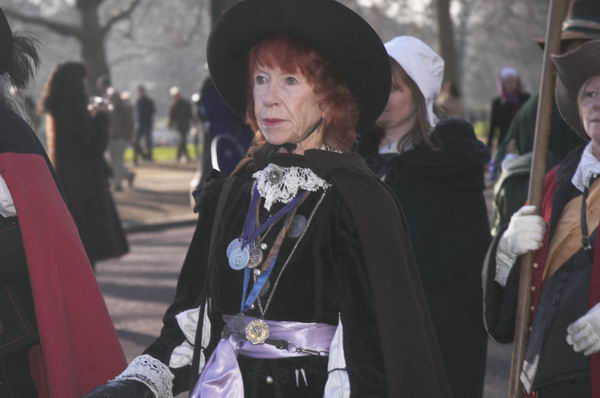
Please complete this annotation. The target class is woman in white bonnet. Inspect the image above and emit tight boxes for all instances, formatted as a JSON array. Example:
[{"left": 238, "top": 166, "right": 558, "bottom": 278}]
[{"left": 359, "top": 35, "right": 491, "bottom": 398}]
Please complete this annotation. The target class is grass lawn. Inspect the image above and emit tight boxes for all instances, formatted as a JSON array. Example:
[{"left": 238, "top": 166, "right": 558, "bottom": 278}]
[{"left": 124, "top": 144, "right": 201, "bottom": 162}]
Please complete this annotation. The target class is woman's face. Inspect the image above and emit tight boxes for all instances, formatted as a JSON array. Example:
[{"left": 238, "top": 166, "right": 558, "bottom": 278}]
[
  {"left": 580, "top": 75, "right": 600, "bottom": 144},
  {"left": 375, "top": 77, "right": 416, "bottom": 131},
  {"left": 503, "top": 75, "right": 519, "bottom": 94},
  {"left": 253, "top": 65, "right": 323, "bottom": 147}
]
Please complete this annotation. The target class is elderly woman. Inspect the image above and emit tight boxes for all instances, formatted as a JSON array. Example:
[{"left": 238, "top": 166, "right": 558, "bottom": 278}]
[
  {"left": 82, "top": 0, "right": 450, "bottom": 398},
  {"left": 484, "top": 39, "right": 600, "bottom": 397},
  {"left": 359, "top": 36, "right": 491, "bottom": 398}
]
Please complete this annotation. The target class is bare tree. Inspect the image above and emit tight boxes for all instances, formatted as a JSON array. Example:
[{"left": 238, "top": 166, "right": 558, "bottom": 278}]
[
  {"left": 4, "top": 0, "right": 143, "bottom": 94},
  {"left": 435, "top": 0, "right": 460, "bottom": 86}
]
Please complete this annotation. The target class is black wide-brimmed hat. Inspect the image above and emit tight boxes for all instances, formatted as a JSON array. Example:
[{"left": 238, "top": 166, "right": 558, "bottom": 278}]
[
  {"left": 0, "top": 8, "right": 13, "bottom": 75},
  {"left": 207, "top": 0, "right": 390, "bottom": 130},
  {"left": 532, "top": 0, "right": 600, "bottom": 46},
  {"left": 552, "top": 38, "right": 600, "bottom": 140}
]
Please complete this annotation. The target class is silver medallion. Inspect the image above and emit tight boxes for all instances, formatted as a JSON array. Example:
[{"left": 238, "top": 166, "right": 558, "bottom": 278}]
[
  {"left": 246, "top": 319, "right": 270, "bottom": 344},
  {"left": 227, "top": 238, "right": 250, "bottom": 270},
  {"left": 247, "top": 245, "right": 263, "bottom": 269},
  {"left": 288, "top": 215, "right": 307, "bottom": 238}
]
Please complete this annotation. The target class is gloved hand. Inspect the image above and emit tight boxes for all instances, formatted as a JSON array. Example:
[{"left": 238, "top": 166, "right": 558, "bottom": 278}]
[
  {"left": 81, "top": 380, "right": 154, "bottom": 398},
  {"left": 495, "top": 205, "right": 546, "bottom": 286},
  {"left": 567, "top": 302, "right": 600, "bottom": 356}
]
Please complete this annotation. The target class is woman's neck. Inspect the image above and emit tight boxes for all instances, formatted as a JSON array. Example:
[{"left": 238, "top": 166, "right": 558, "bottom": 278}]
[
  {"left": 291, "top": 125, "right": 325, "bottom": 155},
  {"left": 380, "top": 117, "right": 416, "bottom": 148},
  {"left": 591, "top": 141, "right": 600, "bottom": 161}
]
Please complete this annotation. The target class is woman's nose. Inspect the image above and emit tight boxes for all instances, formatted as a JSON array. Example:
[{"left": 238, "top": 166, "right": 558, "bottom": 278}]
[{"left": 262, "top": 83, "right": 280, "bottom": 106}]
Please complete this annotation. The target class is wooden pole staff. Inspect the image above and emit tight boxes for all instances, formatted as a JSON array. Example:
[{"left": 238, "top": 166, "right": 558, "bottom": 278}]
[{"left": 507, "top": 0, "right": 569, "bottom": 397}]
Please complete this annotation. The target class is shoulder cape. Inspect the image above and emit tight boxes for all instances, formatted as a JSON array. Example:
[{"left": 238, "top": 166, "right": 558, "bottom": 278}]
[
  {"left": 0, "top": 105, "right": 126, "bottom": 397},
  {"left": 289, "top": 149, "right": 451, "bottom": 397}
]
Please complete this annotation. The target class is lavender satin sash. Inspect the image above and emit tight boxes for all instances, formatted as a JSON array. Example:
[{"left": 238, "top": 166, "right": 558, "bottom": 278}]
[{"left": 190, "top": 315, "right": 335, "bottom": 398}]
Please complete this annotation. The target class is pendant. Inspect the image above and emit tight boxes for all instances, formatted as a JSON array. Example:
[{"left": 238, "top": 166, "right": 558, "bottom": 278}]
[
  {"left": 227, "top": 238, "right": 250, "bottom": 270},
  {"left": 247, "top": 245, "right": 264, "bottom": 269},
  {"left": 245, "top": 319, "right": 270, "bottom": 344}
]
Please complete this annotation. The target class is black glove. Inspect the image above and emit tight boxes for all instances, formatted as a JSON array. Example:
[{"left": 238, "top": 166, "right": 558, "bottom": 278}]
[{"left": 81, "top": 380, "right": 153, "bottom": 398}]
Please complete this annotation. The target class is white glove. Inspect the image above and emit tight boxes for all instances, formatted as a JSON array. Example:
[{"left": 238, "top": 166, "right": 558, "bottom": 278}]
[
  {"left": 495, "top": 205, "right": 546, "bottom": 286},
  {"left": 566, "top": 303, "right": 600, "bottom": 356}
]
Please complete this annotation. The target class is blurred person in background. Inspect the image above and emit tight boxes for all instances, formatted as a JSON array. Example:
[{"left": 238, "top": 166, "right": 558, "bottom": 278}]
[
  {"left": 487, "top": 67, "right": 530, "bottom": 151},
  {"left": 168, "top": 86, "right": 193, "bottom": 163},
  {"left": 107, "top": 87, "right": 135, "bottom": 191},
  {"left": 0, "top": 8, "right": 125, "bottom": 397},
  {"left": 358, "top": 35, "right": 490, "bottom": 398},
  {"left": 39, "top": 62, "right": 128, "bottom": 269},
  {"left": 134, "top": 84, "right": 155, "bottom": 164}
]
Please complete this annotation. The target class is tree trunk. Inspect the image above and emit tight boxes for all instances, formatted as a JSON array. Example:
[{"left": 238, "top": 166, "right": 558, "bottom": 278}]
[
  {"left": 436, "top": 0, "right": 460, "bottom": 88},
  {"left": 78, "top": 1, "right": 110, "bottom": 95},
  {"left": 211, "top": 0, "right": 240, "bottom": 25}
]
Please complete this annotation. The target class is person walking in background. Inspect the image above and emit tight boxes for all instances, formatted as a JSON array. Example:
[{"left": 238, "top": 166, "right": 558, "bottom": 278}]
[
  {"left": 134, "top": 84, "right": 155, "bottom": 164},
  {"left": 358, "top": 35, "right": 490, "bottom": 398},
  {"left": 487, "top": 67, "right": 530, "bottom": 150},
  {"left": 0, "top": 9, "right": 126, "bottom": 397},
  {"left": 107, "top": 87, "right": 135, "bottom": 191},
  {"left": 168, "top": 86, "right": 192, "bottom": 163},
  {"left": 39, "top": 62, "right": 129, "bottom": 269}
]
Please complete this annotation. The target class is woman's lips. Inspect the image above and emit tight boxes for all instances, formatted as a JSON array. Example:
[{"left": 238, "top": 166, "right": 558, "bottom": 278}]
[{"left": 262, "top": 118, "right": 286, "bottom": 126}]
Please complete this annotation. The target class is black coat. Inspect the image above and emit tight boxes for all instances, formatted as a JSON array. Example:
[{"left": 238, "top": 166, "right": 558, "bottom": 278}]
[
  {"left": 487, "top": 93, "right": 530, "bottom": 147},
  {"left": 360, "top": 118, "right": 492, "bottom": 398},
  {"left": 143, "top": 148, "right": 451, "bottom": 398},
  {"left": 47, "top": 109, "right": 128, "bottom": 263}
]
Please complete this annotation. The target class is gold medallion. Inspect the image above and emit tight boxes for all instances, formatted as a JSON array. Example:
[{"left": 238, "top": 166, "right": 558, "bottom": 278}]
[{"left": 245, "top": 319, "right": 270, "bottom": 344}]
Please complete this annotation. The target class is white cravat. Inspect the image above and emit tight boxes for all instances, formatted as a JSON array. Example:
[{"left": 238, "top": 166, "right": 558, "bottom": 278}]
[{"left": 572, "top": 142, "right": 600, "bottom": 193}]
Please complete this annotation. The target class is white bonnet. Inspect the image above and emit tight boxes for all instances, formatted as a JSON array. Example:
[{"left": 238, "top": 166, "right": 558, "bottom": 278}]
[{"left": 384, "top": 36, "right": 444, "bottom": 128}]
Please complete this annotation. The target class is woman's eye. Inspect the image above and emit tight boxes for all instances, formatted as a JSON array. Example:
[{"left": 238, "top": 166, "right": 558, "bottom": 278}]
[
  {"left": 585, "top": 90, "right": 599, "bottom": 99},
  {"left": 255, "top": 75, "right": 267, "bottom": 85},
  {"left": 284, "top": 76, "right": 299, "bottom": 85}
]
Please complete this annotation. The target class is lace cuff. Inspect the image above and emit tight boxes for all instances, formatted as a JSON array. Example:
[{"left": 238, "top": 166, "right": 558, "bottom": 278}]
[
  {"left": 495, "top": 238, "right": 517, "bottom": 287},
  {"left": 114, "top": 354, "right": 174, "bottom": 398}
]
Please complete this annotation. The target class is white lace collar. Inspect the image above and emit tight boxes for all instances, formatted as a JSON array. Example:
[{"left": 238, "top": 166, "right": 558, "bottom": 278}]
[
  {"left": 572, "top": 142, "right": 600, "bottom": 192},
  {"left": 252, "top": 163, "right": 331, "bottom": 210}
]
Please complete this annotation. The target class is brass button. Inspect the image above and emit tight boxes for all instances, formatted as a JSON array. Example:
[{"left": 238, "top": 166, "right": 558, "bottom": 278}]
[
  {"left": 530, "top": 305, "right": 535, "bottom": 311},
  {"left": 531, "top": 286, "right": 536, "bottom": 292},
  {"left": 533, "top": 262, "right": 539, "bottom": 269},
  {"left": 265, "top": 376, "right": 274, "bottom": 384}
]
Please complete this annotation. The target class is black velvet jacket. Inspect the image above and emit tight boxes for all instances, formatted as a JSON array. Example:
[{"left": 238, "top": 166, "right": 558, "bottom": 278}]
[{"left": 144, "top": 148, "right": 451, "bottom": 398}]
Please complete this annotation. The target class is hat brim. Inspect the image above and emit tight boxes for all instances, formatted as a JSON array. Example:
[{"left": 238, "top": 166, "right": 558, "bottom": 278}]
[
  {"left": 206, "top": 0, "right": 390, "bottom": 131},
  {"left": 552, "top": 39, "right": 600, "bottom": 140},
  {"left": 530, "top": 30, "right": 600, "bottom": 49}
]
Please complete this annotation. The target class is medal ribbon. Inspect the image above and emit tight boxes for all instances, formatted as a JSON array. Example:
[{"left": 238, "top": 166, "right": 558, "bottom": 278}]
[
  {"left": 239, "top": 192, "right": 308, "bottom": 312},
  {"left": 241, "top": 185, "right": 304, "bottom": 247}
]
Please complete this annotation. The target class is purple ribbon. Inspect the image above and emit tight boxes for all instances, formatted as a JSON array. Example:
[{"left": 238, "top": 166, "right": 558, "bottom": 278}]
[{"left": 190, "top": 315, "right": 336, "bottom": 398}]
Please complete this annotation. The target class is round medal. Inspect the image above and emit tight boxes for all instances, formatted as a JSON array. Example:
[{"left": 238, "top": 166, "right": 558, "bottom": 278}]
[
  {"left": 227, "top": 238, "right": 250, "bottom": 270},
  {"left": 245, "top": 319, "right": 270, "bottom": 344},
  {"left": 247, "top": 245, "right": 264, "bottom": 269}
]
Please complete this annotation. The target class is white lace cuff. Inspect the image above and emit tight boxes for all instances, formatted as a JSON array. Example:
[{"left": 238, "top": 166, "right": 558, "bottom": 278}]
[
  {"left": 495, "top": 237, "right": 517, "bottom": 287},
  {"left": 114, "top": 354, "right": 174, "bottom": 398}
]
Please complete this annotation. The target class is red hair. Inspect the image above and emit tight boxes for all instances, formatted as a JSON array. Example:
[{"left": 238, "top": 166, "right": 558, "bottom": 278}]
[{"left": 245, "top": 35, "right": 359, "bottom": 151}]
